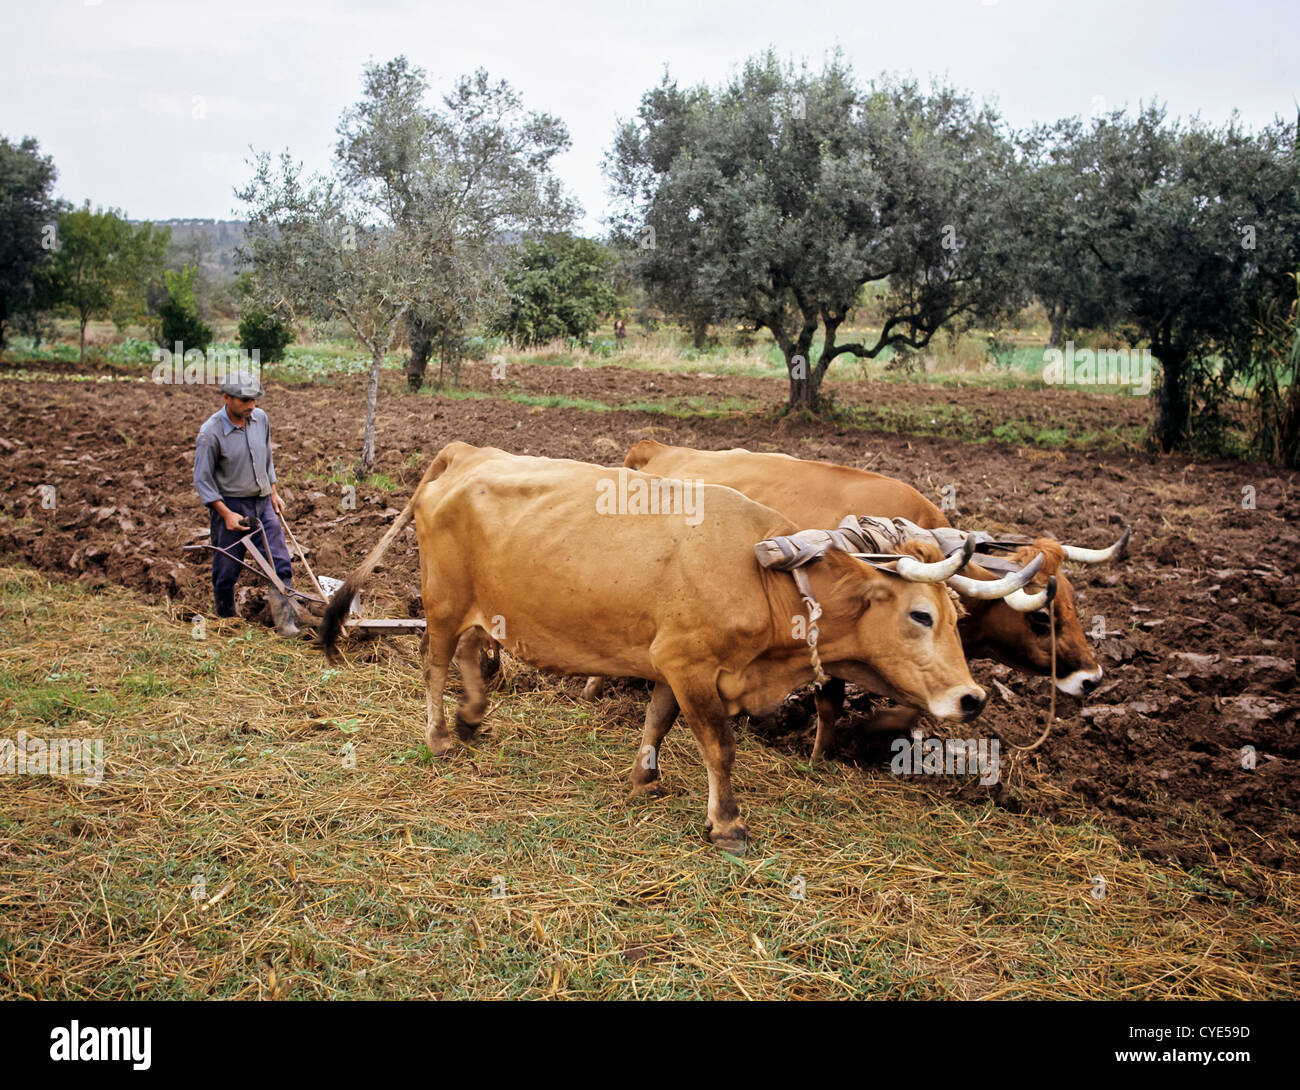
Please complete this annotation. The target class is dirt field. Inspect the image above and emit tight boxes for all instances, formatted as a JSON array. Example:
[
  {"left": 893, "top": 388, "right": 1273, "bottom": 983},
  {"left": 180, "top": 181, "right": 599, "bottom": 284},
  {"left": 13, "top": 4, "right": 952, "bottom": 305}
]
[{"left": 2, "top": 359, "right": 1297, "bottom": 892}]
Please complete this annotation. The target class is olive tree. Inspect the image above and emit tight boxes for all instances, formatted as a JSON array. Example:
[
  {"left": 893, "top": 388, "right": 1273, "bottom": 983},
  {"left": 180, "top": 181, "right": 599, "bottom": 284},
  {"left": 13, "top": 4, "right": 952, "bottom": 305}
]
[
  {"left": 335, "top": 58, "right": 574, "bottom": 390},
  {"left": 236, "top": 152, "right": 438, "bottom": 476},
  {"left": 1026, "top": 107, "right": 1300, "bottom": 451},
  {"left": 0, "top": 135, "right": 59, "bottom": 348},
  {"left": 607, "top": 51, "right": 1028, "bottom": 409}
]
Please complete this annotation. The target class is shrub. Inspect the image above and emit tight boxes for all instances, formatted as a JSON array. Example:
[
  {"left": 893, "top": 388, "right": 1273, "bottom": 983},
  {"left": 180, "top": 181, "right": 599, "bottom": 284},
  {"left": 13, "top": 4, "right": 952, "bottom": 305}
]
[
  {"left": 237, "top": 307, "right": 294, "bottom": 363},
  {"left": 157, "top": 266, "right": 212, "bottom": 355},
  {"left": 495, "top": 235, "right": 619, "bottom": 348},
  {"left": 159, "top": 298, "right": 212, "bottom": 355}
]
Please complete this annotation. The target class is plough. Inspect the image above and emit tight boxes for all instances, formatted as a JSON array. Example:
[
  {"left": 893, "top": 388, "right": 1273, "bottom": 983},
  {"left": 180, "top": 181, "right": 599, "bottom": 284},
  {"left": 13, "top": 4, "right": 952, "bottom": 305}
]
[{"left": 184, "top": 514, "right": 426, "bottom": 634}]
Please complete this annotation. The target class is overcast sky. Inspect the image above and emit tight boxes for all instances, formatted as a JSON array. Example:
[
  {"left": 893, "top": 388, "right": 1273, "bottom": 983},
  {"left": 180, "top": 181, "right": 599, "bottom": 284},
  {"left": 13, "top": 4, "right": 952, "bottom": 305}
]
[{"left": 4, "top": 0, "right": 1296, "bottom": 233}]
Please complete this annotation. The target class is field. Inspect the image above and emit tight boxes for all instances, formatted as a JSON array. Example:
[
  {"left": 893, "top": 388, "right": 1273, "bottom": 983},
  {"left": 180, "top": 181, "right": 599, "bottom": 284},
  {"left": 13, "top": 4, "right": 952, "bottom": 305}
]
[{"left": 1, "top": 345, "right": 1297, "bottom": 999}]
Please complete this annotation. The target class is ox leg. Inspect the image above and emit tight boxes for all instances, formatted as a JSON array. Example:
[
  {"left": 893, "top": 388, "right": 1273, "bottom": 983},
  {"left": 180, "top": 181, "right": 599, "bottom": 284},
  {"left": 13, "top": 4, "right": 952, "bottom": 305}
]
[
  {"left": 479, "top": 637, "right": 501, "bottom": 684},
  {"left": 674, "top": 688, "right": 748, "bottom": 854},
  {"left": 812, "top": 678, "right": 846, "bottom": 761},
  {"left": 581, "top": 675, "right": 608, "bottom": 701},
  {"left": 452, "top": 628, "right": 490, "bottom": 740},
  {"left": 629, "top": 682, "right": 679, "bottom": 797},
  {"left": 865, "top": 705, "right": 922, "bottom": 735},
  {"left": 421, "top": 626, "right": 460, "bottom": 756}
]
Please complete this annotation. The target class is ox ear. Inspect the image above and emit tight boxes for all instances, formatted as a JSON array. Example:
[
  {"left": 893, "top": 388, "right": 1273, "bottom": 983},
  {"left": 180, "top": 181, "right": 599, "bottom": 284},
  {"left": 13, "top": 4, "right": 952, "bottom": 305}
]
[
  {"left": 859, "top": 568, "right": 897, "bottom": 606},
  {"left": 823, "top": 550, "right": 896, "bottom": 605},
  {"left": 864, "top": 577, "right": 897, "bottom": 605},
  {"left": 623, "top": 438, "right": 663, "bottom": 469}
]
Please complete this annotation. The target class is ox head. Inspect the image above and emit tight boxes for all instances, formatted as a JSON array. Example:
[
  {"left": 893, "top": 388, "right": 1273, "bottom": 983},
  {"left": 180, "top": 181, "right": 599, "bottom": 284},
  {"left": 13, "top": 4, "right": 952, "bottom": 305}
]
[
  {"left": 956, "top": 529, "right": 1129, "bottom": 697},
  {"left": 814, "top": 541, "right": 989, "bottom": 722}
]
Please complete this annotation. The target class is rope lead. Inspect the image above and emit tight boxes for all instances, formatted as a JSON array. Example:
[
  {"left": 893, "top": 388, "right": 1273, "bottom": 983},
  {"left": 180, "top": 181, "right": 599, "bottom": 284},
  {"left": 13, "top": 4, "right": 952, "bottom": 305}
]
[{"left": 1011, "top": 595, "right": 1058, "bottom": 753}]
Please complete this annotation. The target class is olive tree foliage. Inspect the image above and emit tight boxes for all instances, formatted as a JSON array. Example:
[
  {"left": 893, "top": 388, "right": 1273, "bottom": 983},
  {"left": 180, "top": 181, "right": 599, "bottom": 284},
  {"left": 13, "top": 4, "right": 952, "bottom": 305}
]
[
  {"left": 1016, "top": 127, "right": 1114, "bottom": 349},
  {"left": 335, "top": 57, "right": 575, "bottom": 390},
  {"left": 1025, "top": 107, "right": 1300, "bottom": 453},
  {"left": 606, "top": 51, "right": 1028, "bottom": 408},
  {"left": 1242, "top": 271, "right": 1300, "bottom": 467},
  {"left": 0, "top": 135, "right": 58, "bottom": 348},
  {"left": 236, "top": 152, "right": 439, "bottom": 476}
]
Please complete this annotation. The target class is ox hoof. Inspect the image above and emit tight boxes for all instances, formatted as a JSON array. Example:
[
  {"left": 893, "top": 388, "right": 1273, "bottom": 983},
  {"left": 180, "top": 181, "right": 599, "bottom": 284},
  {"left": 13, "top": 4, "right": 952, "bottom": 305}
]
[
  {"left": 706, "top": 824, "right": 749, "bottom": 855},
  {"left": 427, "top": 734, "right": 456, "bottom": 757},
  {"left": 454, "top": 713, "right": 483, "bottom": 740},
  {"left": 629, "top": 779, "right": 668, "bottom": 799}
]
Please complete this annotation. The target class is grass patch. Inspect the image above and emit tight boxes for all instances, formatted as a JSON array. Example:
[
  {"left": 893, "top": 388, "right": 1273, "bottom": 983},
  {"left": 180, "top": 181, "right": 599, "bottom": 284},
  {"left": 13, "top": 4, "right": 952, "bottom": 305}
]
[
  {"left": 302, "top": 467, "right": 399, "bottom": 492},
  {"left": 424, "top": 388, "right": 614, "bottom": 413},
  {"left": 0, "top": 565, "right": 1296, "bottom": 999},
  {"left": 620, "top": 395, "right": 761, "bottom": 417}
]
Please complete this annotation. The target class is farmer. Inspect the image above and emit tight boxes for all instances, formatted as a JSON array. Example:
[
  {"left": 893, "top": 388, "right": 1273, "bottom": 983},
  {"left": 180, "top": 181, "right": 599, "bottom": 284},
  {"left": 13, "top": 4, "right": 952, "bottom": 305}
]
[{"left": 193, "top": 371, "right": 299, "bottom": 636}]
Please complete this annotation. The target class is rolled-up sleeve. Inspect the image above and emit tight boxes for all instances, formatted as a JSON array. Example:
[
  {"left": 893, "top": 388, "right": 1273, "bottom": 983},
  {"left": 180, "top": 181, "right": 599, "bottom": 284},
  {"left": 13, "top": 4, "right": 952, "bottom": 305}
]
[{"left": 194, "top": 428, "right": 222, "bottom": 506}]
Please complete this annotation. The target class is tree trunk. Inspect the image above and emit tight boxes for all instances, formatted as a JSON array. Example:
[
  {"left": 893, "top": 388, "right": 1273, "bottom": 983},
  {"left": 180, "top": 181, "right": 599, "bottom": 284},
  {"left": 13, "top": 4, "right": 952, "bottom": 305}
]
[
  {"left": 691, "top": 317, "right": 708, "bottom": 350},
  {"left": 406, "top": 312, "right": 434, "bottom": 392},
  {"left": 786, "top": 348, "right": 824, "bottom": 410},
  {"left": 1284, "top": 402, "right": 1300, "bottom": 469},
  {"left": 360, "top": 346, "right": 382, "bottom": 477},
  {"left": 79, "top": 315, "right": 88, "bottom": 365},
  {"left": 1048, "top": 302, "right": 1065, "bottom": 349},
  {"left": 1155, "top": 344, "right": 1190, "bottom": 452}
]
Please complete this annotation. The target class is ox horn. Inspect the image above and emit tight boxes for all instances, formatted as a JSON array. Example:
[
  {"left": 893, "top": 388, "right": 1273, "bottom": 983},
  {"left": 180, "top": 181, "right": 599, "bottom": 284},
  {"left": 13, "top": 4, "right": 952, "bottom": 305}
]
[
  {"left": 853, "top": 537, "right": 974, "bottom": 583},
  {"left": 1062, "top": 527, "right": 1131, "bottom": 565},
  {"left": 947, "top": 551, "right": 1045, "bottom": 599},
  {"left": 1004, "top": 573, "right": 1059, "bottom": 612}
]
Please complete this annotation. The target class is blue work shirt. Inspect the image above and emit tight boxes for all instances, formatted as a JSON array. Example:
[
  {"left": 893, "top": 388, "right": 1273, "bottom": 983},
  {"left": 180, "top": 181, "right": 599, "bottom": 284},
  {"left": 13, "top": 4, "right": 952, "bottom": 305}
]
[{"left": 194, "top": 405, "right": 278, "bottom": 505}]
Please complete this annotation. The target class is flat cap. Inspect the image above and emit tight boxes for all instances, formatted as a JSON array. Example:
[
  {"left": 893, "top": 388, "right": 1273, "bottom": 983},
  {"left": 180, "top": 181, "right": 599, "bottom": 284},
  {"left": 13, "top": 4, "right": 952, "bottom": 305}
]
[{"left": 221, "top": 371, "right": 264, "bottom": 399}]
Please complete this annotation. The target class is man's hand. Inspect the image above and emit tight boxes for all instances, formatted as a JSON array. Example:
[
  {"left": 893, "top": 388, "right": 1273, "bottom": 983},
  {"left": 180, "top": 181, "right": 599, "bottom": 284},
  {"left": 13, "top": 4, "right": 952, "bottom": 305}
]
[
  {"left": 270, "top": 489, "right": 285, "bottom": 518},
  {"left": 223, "top": 510, "right": 251, "bottom": 533}
]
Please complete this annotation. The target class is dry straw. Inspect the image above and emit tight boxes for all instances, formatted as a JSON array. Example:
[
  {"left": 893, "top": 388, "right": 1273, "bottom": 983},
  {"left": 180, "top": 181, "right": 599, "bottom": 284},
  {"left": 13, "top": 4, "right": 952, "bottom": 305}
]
[{"left": 0, "top": 565, "right": 1296, "bottom": 999}]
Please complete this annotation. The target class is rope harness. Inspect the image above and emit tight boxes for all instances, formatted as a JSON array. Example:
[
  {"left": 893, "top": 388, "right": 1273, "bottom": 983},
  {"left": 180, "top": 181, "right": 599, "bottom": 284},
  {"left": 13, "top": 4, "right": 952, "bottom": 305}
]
[
  {"left": 789, "top": 567, "right": 828, "bottom": 687},
  {"left": 753, "top": 517, "right": 1056, "bottom": 719}
]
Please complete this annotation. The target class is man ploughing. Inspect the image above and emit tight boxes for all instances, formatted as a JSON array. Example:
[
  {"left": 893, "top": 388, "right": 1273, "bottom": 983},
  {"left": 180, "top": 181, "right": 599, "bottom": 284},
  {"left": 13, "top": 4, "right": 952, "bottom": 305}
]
[{"left": 193, "top": 371, "right": 300, "bottom": 636}]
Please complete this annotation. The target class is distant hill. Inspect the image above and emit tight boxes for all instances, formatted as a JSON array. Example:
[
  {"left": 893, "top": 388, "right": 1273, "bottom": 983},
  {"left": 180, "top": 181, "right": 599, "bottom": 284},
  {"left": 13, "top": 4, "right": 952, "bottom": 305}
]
[{"left": 144, "top": 218, "right": 248, "bottom": 279}]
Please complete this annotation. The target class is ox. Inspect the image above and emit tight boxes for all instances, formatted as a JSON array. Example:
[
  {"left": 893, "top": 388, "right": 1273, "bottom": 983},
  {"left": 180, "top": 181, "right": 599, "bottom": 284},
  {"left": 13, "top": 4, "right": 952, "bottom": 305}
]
[
  {"left": 320, "top": 442, "right": 987, "bottom": 851},
  {"left": 619, "top": 440, "right": 1130, "bottom": 757}
]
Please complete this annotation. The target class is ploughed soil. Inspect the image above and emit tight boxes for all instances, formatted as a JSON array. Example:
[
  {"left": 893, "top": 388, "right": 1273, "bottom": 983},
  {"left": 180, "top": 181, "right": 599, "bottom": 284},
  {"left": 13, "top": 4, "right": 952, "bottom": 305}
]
[{"left": 2, "top": 359, "right": 1297, "bottom": 883}]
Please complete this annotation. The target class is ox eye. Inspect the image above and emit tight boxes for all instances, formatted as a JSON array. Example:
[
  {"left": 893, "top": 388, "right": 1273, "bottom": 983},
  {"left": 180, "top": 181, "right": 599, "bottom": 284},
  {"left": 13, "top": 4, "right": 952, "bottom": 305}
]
[
  {"left": 909, "top": 610, "right": 933, "bottom": 628},
  {"left": 1028, "top": 610, "right": 1052, "bottom": 633}
]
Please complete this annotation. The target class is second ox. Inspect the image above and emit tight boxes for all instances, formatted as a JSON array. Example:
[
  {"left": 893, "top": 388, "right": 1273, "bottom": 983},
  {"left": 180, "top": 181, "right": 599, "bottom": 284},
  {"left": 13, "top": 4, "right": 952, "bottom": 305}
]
[{"left": 611, "top": 440, "right": 1130, "bottom": 756}]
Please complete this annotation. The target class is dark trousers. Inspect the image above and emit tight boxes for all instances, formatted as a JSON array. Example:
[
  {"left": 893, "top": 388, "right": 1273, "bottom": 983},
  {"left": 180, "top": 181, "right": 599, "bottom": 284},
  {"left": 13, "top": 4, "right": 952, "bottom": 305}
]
[{"left": 210, "top": 495, "right": 293, "bottom": 617}]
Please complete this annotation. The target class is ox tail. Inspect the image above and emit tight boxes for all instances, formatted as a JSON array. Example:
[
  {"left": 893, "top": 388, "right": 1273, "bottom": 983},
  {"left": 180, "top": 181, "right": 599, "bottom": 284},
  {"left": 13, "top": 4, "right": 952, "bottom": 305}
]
[{"left": 317, "top": 444, "right": 460, "bottom": 663}]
